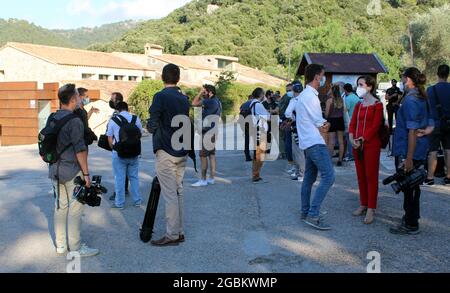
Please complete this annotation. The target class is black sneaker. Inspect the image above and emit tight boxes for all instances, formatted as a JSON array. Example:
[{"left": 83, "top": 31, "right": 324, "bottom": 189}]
[
  {"left": 303, "top": 216, "right": 332, "bottom": 231},
  {"left": 252, "top": 178, "right": 267, "bottom": 184},
  {"left": 109, "top": 193, "right": 116, "bottom": 201},
  {"left": 389, "top": 223, "right": 420, "bottom": 235},
  {"left": 444, "top": 178, "right": 450, "bottom": 185},
  {"left": 337, "top": 161, "right": 343, "bottom": 167},
  {"left": 422, "top": 179, "right": 434, "bottom": 186}
]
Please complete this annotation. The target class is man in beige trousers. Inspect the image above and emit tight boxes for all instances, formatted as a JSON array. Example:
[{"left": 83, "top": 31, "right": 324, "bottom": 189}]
[{"left": 147, "top": 64, "right": 191, "bottom": 247}]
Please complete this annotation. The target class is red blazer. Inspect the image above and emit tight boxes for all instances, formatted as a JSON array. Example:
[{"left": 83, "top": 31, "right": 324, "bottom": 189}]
[{"left": 349, "top": 102, "right": 383, "bottom": 146}]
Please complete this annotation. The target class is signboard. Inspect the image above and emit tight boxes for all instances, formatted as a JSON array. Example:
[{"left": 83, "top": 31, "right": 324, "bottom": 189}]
[{"left": 332, "top": 75, "right": 361, "bottom": 88}]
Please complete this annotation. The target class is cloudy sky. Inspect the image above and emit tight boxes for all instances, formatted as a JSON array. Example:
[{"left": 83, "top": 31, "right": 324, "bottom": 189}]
[{"left": 0, "top": 0, "right": 192, "bottom": 29}]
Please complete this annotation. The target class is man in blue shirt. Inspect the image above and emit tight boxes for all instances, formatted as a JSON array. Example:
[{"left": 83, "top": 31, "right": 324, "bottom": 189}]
[
  {"left": 425, "top": 64, "right": 450, "bottom": 185},
  {"left": 107, "top": 102, "right": 143, "bottom": 210},
  {"left": 191, "top": 84, "right": 222, "bottom": 187},
  {"left": 147, "top": 64, "right": 191, "bottom": 247}
]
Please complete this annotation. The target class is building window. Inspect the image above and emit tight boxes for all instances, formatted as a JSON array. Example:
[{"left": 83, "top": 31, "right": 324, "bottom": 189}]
[
  {"left": 128, "top": 76, "right": 138, "bottom": 81},
  {"left": 218, "top": 59, "right": 231, "bottom": 69},
  {"left": 82, "top": 73, "right": 95, "bottom": 80},
  {"left": 0, "top": 70, "right": 5, "bottom": 81},
  {"left": 99, "top": 74, "right": 110, "bottom": 80},
  {"left": 142, "top": 76, "right": 152, "bottom": 80},
  {"left": 114, "top": 75, "right": 125, "bottom": 81}
]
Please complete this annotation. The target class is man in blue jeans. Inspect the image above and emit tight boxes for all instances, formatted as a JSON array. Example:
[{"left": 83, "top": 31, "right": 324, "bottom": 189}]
[
  {"left": 295, "top": 64, "right": 335, "bottom": 230},
  {"left": 107, "top": 102, "right": 143, "bottom": 210}
]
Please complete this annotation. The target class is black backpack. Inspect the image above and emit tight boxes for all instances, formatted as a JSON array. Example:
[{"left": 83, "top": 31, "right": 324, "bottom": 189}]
[
  {"left": 38, "top": 113, "right": 78, "bottom": 164},
  {"left": 112, "top": 115, "right": 142, "bottom": 158},
  {"left": 240, "top": 102, "right": 258, "bottom": 118}
]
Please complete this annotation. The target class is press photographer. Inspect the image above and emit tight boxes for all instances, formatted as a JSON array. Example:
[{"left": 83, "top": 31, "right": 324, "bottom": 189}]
[
  {"left": 390, "top": 68, "right": 435, "bottom": 235},
  {"left": 41, "top": 84, "right": 100, "bottom": 257}
]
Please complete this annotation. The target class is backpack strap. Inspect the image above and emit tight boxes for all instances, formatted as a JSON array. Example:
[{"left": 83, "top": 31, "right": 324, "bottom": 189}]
[{"left": 131, "top": 115, "right": 137, "bottom": 125}]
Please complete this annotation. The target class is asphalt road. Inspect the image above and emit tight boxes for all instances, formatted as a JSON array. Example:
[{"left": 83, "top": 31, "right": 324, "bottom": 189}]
[{"left": 0, "top": 136, "right": 449, "bottom": 273}]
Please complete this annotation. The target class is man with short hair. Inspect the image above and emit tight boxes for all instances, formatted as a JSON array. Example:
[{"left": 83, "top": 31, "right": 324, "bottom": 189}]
[
  {"left": 74, "top": 87, "right": 99, "bottom": 147},
  {"left": 107, "top": 102, "right": 143, "bottom": 210},
  {"left": 240, "top": 95, "right": 254, "bottom": 162},
  {"left": 425, "top": 64, "right": 450, "bottom": 185},
  {"left": 295, "top": 64, "right": 335, "bottom": 231},
  {"left": 148, "top": 64, "right": 190, "bottom": 246},
  {"left": 48, "top": 84, "right": 99, "bottom": 257},
  {"left": 107, "top": 92, "right": 130, "bottom": 201},
  {"left": 278, "top": 83, "right": 294, "bottom": 161},
  {"left": 385, "top": 79, "right": 403, "bottom": 134},
  {"left": 192, "top": 84, "right": 222, "bottom": 187}
]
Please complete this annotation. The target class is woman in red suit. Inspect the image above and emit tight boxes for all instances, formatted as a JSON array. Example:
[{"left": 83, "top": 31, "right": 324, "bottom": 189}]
[{"left": 349, "top": 76, "right": 384, "bottom": 224}]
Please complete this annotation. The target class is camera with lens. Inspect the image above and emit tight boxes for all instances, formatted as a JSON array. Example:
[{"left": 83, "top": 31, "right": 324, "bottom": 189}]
[
  {"left": 382, "top": 168, "right": 427, "bottom": 194},
  {"left": 73, "top": 175, "right": 107, "bottom": 207}
]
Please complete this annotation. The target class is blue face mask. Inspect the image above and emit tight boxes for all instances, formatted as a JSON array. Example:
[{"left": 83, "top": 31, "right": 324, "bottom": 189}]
[
  {"left": 287, "top": 91, "right": 294, "bottom": 98},
  {"left": 82, "top": 98, "right": 90, "bottom": 106}
]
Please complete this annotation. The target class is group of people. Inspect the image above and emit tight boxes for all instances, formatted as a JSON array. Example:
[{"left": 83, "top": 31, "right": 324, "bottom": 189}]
[
  {"left": 45, "top": 61, "right": 449, "bottom": 256},
  {"left": 240, "top": 64, "right": 449, "bottom": 234}
]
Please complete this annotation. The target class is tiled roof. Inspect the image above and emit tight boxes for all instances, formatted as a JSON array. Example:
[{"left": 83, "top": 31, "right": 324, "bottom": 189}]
[
  {"left": 62, "top": 80, "right": 139, "bottom": 101},
  {"left": 6, "top": 42, "right": 151, "bottom": 71},
  {"left": 297, "top": 53, "right": 388, "bottom": 75}
]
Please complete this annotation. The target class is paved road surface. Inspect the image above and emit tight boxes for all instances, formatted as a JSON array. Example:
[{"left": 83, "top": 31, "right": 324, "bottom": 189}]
[{"left": 0, "top": 136, "right": 449, "bottom": 273}]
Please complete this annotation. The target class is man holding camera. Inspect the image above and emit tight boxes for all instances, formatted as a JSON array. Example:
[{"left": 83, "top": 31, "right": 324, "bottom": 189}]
[{"left": 48, "top": 84, "right": 99, "bottom": 257}]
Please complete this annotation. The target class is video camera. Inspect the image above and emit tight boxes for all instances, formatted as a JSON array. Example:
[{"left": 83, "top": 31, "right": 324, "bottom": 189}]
[
  {"left": 382, "top": 168, "right": 427, "bottom": 194},
  {"left": 73, "top": 175, "right": 107, "bottom": 207}
]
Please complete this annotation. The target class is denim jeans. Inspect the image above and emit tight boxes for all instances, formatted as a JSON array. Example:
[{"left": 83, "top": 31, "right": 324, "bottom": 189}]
[
  {"left": 284, "top": 129, "right": 293, "bottom": 162},
  {"left": 112, "top": 152, "right": 142, "bottom": 208},
  {"left": 301, "top": 144, "right": 335, "bottom": 218}
]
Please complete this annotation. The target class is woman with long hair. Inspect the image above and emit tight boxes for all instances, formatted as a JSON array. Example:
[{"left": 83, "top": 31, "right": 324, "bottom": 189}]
[
  {"left": 390, "top": 67, "right": 434, "bottom": 235},
  {"left": 325, "top": 84, "right": 346, "bottom": 166},
  {"left": 349, "top": 75, "right": 384, "bottom": 224}
]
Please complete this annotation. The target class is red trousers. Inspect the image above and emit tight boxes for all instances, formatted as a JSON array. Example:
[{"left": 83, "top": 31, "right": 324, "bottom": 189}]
[{"left": 353, "top": 144, "right": 381, "bottom": 209}]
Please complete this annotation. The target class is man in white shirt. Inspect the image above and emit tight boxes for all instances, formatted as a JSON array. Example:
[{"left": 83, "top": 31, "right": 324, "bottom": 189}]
[
  {"left": 285, "top": 82, "right": 306, "bottom": 181},
  {"left": 250, "top": 87, "right": 270, "bottom": 183},
  {"left": 295, "top": 64, "right": 335, "bottom": 231},
  {"left": 107, "top": 102, "right": 143, "bottom": 210}
]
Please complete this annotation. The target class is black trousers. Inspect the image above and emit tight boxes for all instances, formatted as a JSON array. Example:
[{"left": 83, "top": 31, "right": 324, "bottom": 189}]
[
  {"left": 403, "top": 185, "right": 421, "bottom": 227},
  {"left": 397, "top": 159, "right": 424, "bottom": 227},
  {"left": 387, "top": 104, "right": 399, "bottom": 133},
  {"left": 244, "top": 124, "right": 251, "bottom": 159}
]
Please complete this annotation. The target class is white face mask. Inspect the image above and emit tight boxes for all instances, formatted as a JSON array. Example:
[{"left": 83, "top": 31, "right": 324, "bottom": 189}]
[{"left": 356, "top": 87, "right": 368, "bottom": 98}]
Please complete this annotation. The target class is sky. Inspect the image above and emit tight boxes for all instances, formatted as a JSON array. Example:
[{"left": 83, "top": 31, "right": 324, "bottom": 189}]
[{"left": 0, "top": 0, "right": 192, "bottom": 29}]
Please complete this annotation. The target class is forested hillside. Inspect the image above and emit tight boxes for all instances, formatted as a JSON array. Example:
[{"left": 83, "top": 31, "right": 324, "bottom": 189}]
[{"left": 93, "top": 0, "right": 450, "bottom": 81}]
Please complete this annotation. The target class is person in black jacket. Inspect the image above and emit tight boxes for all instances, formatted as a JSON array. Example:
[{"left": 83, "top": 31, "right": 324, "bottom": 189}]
[{"left": 147, "top": 64, "right": 191, "bottom": 247}]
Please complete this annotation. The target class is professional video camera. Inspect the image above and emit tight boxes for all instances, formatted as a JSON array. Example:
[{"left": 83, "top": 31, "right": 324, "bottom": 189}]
[
  {"left": 73, "top": 175, "right": 107, "bottom": 207},
  {"left": 382, "top": 168, "right": 427, "bottom": 194}
]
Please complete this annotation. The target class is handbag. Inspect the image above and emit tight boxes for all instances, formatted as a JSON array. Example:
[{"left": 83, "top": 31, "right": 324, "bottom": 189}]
[
  {"left": 98, "top": 134, "right": 112, "bottom": 151},
  {"left": 378, "top": 103, "right": 390, "bottom": 149}
]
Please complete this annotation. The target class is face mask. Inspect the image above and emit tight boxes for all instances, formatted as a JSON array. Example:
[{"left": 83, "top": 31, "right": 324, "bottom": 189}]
[
  {"left": 82, "top": 98, "right": 90, "bottom": 106},
  {"left": 109, "top": 100, "right": 116, "bottom": 109},
  {"left": 287, "top": 91, "right": 294, "bottom": 98},
  {"left": 356, "top": 87, "right": 368, "bottom": 98},
  {"left": 319, "top": 76, "right": 326, "bottom": 87}
]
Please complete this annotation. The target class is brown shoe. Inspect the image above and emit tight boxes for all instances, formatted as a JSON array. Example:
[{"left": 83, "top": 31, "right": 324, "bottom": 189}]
[
  {"left": 151, "top": 236, "right": 180, "bottom": 247},
  {"left": 352, "top": 206, "right": 368, "bottom": 217},
  {"left": 178, "top": 235, "right": 185, "bottom": 243},
  {"left": 364, "top": 209, "right": 376, "bottom": 225}
]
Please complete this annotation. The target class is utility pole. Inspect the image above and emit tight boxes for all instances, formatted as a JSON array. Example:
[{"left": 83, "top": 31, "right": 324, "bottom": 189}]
[{"left": 408, "top": 22, "right": 415, "bottom": 66}]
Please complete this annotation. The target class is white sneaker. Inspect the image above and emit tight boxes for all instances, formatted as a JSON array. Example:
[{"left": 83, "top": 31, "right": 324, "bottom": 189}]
[
  {"left": 56, "top": 247, "right": 67, "bottom": 255},
  {"left": 298, "top": 176, "right": 304, "bottom": 183},
  {"left": 207, "top": 178, "right": 215, "bottom": 185},
  {"left": 192, "top": 180, "right": 208, "bottom": 187},
  {"left": 77, "top": 244, "right": 99, "bottom": 258}
]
